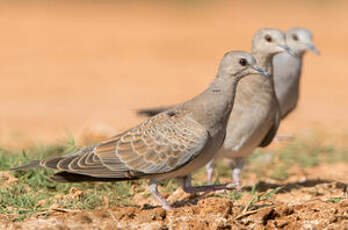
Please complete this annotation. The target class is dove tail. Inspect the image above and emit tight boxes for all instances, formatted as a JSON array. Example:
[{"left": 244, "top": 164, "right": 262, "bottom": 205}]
[
  {"left": 136, "top": 106, "right": 170, "bottom": 117},
  {"left": 51, "top": 171, "right": 140, "bottom": 183},
  {"left": 10, "top": 160, "right": 41, "bottom": 171}
]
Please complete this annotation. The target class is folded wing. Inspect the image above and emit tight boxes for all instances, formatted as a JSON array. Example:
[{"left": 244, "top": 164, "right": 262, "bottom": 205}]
[{"left": 28, "top": 111, "right": 209, "bottom": 180}]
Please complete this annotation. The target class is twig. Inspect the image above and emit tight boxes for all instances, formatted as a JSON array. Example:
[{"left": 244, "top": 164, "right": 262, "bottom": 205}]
[
  {"left": 108, "top": 211, "right": 118, "bottom": 224},
  {"left": 50, "top": 208, "right": 80, "bottom": 213},
  {"left": 242, "top": 195, "right": 258, "bottom": 213},
  {"left": 235, "top": 205, "right": 275, "bottom": 220},
  {"left": 234, "top": 210, "right": 258, "bottom": 220}
]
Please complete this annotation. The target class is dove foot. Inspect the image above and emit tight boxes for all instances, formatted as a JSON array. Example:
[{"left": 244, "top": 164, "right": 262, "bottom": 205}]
[
  {"left": 181, "top": 174, "right": 235, "bottom": 194},
  {"left": 148, "top": 179, "right": 173, "bottom": 210}
]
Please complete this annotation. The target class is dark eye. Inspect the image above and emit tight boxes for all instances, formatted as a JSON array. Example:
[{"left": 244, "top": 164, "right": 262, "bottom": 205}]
[
  {"left": 239, "top": 58, "right": 247, "bottom": 66},
  {"left": 265, "top": 34, "right": 272, "bottom": 42},
  {"left": 292, "top": 34, "right": 299, "bottom": 41}
]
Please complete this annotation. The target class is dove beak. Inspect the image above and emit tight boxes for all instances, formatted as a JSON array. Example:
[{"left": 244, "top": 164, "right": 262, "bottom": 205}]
[
  {"left": 307, "top": 43, "right": 320, "bottom": 55},
  {"left": 251, "top": 65, "right": 270, "bottom": 78},
  {"left": 278, "top": 44, "right": 297, "bottom": 57}
]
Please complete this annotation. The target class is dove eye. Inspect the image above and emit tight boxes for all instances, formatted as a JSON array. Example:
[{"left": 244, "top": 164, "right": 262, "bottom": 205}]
[
  {"left": 265, "top": 34, "right": 272, "bottom": 42},
  {"left": 239, "top": 58, "right": 247, "bottom": 66},
  {"left": 292, "top": 34, "right": 299, "bottom": 41}
]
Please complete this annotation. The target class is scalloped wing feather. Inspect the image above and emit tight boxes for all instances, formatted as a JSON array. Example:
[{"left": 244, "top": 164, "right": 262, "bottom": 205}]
[{"left": 38, "top": 111, "right": 208, "bottom": 179}]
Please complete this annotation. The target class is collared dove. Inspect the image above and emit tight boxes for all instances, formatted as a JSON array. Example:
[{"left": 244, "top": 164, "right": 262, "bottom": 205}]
[{"left": 12, "top": 50, "right": 268, "bottom": 210}]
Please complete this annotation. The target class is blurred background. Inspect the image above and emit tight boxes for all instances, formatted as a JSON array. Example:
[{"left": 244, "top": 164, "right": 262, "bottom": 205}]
[{"left": 0, "top": 0, "right": 347, "bottom": 148}]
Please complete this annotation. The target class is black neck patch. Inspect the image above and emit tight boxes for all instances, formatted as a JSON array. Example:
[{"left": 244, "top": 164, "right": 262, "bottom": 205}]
[{"left": 167, "top": 111, "right": 176, "bottom": 117}]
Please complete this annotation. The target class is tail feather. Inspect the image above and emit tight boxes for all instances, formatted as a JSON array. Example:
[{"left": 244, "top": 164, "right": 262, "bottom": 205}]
[
  {"left": 44, "top": 157, "right": 65, "bottom": 169},
  {"left": 10, "top": 160, "right": 41, "bottom": 171},
  {"left": 51, "top": 171, "right": 139, "bottom": 183},
  {"left": 136, "top": 106, "right": 170, "bottom": 117}
]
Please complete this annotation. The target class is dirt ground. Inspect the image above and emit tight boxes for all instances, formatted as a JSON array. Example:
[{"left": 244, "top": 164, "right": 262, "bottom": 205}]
[
  {"left": 1, "top": 162, "right": 347, "bottom": 230},
  {"left": 1, "top": 0, "right": 348, "bottom": 229}
]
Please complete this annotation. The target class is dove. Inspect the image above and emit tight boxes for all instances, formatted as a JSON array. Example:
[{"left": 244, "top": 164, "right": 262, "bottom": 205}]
[
  {"left": 206, "top": 29, "right": 295, "bottom": 186},
  {"left": 141, "top": 28, "right": 319, "bottom": 135},
  {"left": 273, "top": 27, "right": 319, "bottom": 118},
  {"left": 135, "top": 29, "right": 294, "bottom": 187},
  {"left": 12, "top": 50, "right": 268, "bottom": 210}
]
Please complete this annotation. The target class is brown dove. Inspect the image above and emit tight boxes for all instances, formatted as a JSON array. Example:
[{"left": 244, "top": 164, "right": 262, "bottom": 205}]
[
  {"left": 135, "top": 29, "right": 294, "bottom": 187},
  {"left": 12, "top": 50, "right": 268, "bottom": 210}
]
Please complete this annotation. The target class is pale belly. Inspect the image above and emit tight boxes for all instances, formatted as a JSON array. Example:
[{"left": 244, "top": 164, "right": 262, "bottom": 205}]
[{"left": 218, "top": 96, "right": 277, "bottom": 160}]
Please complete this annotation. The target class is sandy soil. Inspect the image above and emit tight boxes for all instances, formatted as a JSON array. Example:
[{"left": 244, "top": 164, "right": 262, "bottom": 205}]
[
  {"left": 1, "top": 0, "right": 348, "bottom": 229},
  {"left": 1, "top": 162, "right": 347, "bottom": 229}
]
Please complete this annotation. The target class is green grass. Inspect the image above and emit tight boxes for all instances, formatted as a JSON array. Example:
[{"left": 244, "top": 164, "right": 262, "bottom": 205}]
[
  {"left": 0, "top": 139, "right": 138, "bottom": 222},
  {"left": 243, "top": 186, "right": 284, "bottom": 212},
  {"left": 247, "top": 138, "right": 348, "bottom": 181},
  {"left": 0, "top": 137, "right": 347, "bottom": 221},
  {"left": 327, "top": 197, "right": 345, "bottom": 204}
]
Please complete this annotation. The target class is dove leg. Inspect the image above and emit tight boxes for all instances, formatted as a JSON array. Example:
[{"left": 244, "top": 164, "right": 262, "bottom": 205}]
[
  {"left": 148, "top": 179, "right": 173, "bottom": 210},
  {"left": 206, "top": 159, "right": 215, "bottom": 185},
  {"left": 230, "top": 157, "right": 245, "bottom": 189},
  {"left": 181, "top": 174, "right": 234, "bottom": 194}
]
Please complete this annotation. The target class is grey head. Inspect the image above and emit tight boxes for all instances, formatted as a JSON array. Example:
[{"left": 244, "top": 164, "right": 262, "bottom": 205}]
[
  {"left": 217, "top": 50, "right": 270, "bottom": 79},
  {"left": 286, "top": 28, "right": 320, "bottom": 56},
  {"left": 252, "top": 28, "right": 296, "bottom": 58}
]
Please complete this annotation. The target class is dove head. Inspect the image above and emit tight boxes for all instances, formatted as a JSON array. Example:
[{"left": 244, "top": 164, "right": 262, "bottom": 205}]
[
  {"left": 252, "top": 28, "right": 295, "bottom": 57},
  {"left": 286, "top": 28, "right": 319, "bottom": 56},
  {"left": 217, "top": 50, "right": 269, "bottom": 80}
]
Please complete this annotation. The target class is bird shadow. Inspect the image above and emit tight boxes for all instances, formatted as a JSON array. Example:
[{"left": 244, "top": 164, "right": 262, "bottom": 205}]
[
  {"left": 171, "top": 193, "right": 203, "bottom": 209},
  {"left": 141, "top": 193, "right": 202, "bottom": 210},
  {"left": 141, "top": 179, "right": 347, "bottom": 210},
  {"left": 242, "top": 178, "right": 341, "bottom": 193}
]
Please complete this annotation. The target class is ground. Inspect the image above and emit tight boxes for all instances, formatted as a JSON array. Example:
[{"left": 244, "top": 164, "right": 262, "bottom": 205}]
[
  {"left": 0, "top": 0, "right": 347, "bottom": 229},
  {"left": 0, "top": 139, "right": 347, "bottom": 229}
]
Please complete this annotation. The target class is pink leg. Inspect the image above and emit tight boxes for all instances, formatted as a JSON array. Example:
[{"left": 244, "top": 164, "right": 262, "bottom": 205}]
[
  {"left": 148, "top": 179, "right": 173, "bottom": 210},
  {"left": 206, "top": 160, "right": 215, "bottom": 185},
  {"left": 229, "top": 158, "right": 245, "bottom": 190}
]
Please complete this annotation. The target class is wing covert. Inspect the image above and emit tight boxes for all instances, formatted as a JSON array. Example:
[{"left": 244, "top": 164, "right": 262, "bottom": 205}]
[{"left": 45, "top": 111, "right": 209, "bottom": 179}]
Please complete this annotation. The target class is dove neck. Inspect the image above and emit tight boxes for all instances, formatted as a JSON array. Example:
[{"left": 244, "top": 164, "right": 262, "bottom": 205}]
[
  {"left": 192, "top": 76, "right": 238, "bottom": 134},
  {"left": 208, "top": 75, "right": 239, "bottom": 99},
  {"left": 253, "top": 51, "right": 276, "bottom": 76},
  {"left": 296, "top": 50, "right": 306, "bottom": 58}
]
